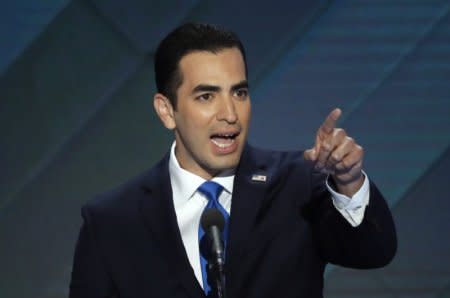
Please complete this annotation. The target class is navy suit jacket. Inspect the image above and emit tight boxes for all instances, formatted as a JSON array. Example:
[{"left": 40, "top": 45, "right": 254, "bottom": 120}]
[{"left": 70, "top": 145, "right": 396, "bottom": 298}]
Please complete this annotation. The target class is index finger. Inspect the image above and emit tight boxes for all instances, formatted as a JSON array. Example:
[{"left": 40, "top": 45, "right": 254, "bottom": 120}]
[{"left": 320, "top": 108, "right": 342, "bottom": 135}]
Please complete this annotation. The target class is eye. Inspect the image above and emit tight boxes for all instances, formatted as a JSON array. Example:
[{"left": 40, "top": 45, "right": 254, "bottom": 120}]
[
  {"left": 196, "top": 93, "right": 212, "bottom": 101},
  {"left": 234, "top": 88, "right": 249, "bottom": 99}
]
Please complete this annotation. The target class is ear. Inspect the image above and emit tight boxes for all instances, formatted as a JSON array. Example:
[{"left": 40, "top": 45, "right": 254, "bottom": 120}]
[{"left": 153, "top": 93, "right": 176, "bottom": 130}]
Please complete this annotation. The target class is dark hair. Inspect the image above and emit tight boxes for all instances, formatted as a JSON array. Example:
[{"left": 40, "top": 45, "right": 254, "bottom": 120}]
[{"left": 154, "top": 23, "right": 247, "bottom": 107}]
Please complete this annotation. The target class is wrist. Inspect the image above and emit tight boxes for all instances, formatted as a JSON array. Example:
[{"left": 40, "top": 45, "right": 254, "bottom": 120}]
[{"left": 333, "top": 172, "right": 364, "bottom": 197}]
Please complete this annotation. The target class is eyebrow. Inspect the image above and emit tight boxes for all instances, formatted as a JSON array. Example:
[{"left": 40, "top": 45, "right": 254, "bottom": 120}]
[
  {"left": 191, "top": 80, "right": 249, "bottom": 95},
  {"left": 231, "top": 80, "right": 249, "bottom": 92},
  {"left": 192, "top": 84, "right": 221, "bottom": 94}
]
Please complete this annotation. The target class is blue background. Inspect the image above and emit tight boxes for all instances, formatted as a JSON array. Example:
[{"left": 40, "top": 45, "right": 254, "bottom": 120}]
[{"left": 1, "top": 1, "right": 450, "bottom": 297}]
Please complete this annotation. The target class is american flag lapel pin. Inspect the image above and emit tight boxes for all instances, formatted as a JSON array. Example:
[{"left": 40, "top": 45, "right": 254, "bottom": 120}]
[{"left": 251, "top": 174, "right": 267, "bottom": 182}]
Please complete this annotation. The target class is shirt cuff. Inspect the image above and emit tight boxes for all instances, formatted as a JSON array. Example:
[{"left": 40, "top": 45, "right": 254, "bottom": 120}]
[{"left": 325, "top": 171, "right": 370, "bottom": 227}]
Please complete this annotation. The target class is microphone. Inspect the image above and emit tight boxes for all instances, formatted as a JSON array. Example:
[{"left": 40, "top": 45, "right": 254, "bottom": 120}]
[{"left": 200, "top": 209, "right": 227, "bottom": 298}]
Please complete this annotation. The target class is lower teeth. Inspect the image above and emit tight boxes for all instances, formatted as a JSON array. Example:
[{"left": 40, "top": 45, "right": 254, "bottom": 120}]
[{"left": 212, "top": 139, "right": 234, "bottom": 148}]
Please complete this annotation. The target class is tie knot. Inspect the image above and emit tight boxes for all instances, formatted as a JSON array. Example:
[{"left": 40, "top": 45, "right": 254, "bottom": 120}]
[{"left": 197, "top": 181, "right": 224, "bottom": 202}]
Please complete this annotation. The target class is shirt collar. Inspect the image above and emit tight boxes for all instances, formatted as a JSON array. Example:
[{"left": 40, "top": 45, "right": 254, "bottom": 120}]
[{"left": 168, "top": 142, "right": 235, "bottom": 206}]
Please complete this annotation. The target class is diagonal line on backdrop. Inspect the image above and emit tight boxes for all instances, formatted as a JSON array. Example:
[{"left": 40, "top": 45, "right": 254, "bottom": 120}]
[{"left": 338, "top": 3, "right": 450, "bottom": 125}]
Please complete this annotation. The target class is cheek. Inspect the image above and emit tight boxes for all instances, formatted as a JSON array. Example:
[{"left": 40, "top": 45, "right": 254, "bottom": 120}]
[
  {"left": 187, "top": 109, "right": 216, "bottom": 130},
  {"left": 238, "top": 104, "right": 251, "bottom": 123},
  {"left": 197, "top": 106, "right": 216, "bottom": 118},
  {"left": 176, "top": 111, "right": 210, "bottom": 140}
]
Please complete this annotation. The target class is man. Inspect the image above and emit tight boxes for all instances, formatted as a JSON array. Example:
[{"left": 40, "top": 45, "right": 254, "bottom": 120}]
[{"left": 70, "top": 23, "right": 396, "bottom": 298}]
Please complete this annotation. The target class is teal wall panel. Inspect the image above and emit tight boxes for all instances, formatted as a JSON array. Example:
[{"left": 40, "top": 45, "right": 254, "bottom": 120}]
[{"left": 1, "top": 1, "right": 449, "bottom": 297}]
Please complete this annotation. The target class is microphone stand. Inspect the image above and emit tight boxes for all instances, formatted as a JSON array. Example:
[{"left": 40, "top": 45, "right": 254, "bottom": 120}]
[
  {"left": 208, "top": 226, "right": 227, "bottom": 298},
  {"left": 208, "top": 258, "right": 226, "bottom": 298},
  {"left": 215, "top": 255, "right": 227, "bottom": 298},
  {"left": 201, "top": 209, "right": 228, "bottom": 298}
]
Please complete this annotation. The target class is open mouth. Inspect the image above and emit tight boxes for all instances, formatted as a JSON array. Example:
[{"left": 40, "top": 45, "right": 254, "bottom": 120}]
[{"left": 210, "top": 132, "right": 240, "bottom": 149}]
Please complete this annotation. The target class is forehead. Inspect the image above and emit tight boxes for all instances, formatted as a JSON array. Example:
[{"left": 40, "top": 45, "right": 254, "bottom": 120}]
[{"left": 178, "top": 48, "right": 246, "bottom": 88}]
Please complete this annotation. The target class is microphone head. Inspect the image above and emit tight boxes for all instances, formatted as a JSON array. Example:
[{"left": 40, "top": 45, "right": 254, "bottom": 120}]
[{"left": 201, "top": 208, "right": 225, "bottom": 232}]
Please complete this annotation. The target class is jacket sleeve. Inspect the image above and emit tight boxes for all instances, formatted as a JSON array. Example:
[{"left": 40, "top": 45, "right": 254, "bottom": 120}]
[
  {"left": 69, "top": 206, "right": 117, "bottom": 298},
  {"left": 309, "top": 170, "right": 397, "bottom": 269}
]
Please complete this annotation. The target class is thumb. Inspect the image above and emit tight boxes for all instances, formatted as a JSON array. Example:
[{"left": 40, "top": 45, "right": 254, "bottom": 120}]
[{"left": 304, "top": 148, "right": 317, "bottom": 161}]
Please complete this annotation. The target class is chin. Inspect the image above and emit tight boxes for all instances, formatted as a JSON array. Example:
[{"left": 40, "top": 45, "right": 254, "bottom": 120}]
[
  {"left": 203, "top": 147, "right": 244, "bottom": 175},
  {"left": 213, "top": 157, "right": 240, "bottom": 172}
]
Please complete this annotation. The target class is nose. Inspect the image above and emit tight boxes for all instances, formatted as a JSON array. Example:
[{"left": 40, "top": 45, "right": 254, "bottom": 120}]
[{"left": 217, "top": 96, "right": 238, "bottom": 123}]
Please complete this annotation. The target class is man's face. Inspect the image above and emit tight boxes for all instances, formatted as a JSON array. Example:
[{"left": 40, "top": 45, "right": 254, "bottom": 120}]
[{"left": 166, "top": 47, "right": 251, "bottom": 179}]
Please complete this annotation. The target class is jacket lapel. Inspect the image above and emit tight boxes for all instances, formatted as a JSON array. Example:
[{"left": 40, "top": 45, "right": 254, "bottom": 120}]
[
  {"left": 138, "top": 154, "right": 204, "bottom": 298},
  {"left": 226, "top": 145, "right": 270, "bottom": 290},
  {"left": 137, "top": 145, "right": 271, "bottom": 297}
]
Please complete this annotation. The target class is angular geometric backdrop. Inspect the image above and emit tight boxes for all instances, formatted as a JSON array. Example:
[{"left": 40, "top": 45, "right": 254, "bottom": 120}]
[{"left": 1, "top": 1, "right": 449, "bottom": 297}]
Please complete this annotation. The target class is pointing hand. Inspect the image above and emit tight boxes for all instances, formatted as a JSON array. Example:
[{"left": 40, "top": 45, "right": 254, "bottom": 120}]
[{"left": 304, "top": 108, "right": 364, "bottom": 196}]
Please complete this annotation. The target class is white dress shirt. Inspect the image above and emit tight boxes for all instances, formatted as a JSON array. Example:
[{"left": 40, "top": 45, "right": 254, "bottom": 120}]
[{"left": 168, "top": 142, "right": 370, "bottom": 288}]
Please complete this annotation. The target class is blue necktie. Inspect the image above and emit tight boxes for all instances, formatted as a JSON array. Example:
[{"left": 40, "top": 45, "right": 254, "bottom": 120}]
[{"left": 197, "top": 181, "right": 229, "bottom": 296}]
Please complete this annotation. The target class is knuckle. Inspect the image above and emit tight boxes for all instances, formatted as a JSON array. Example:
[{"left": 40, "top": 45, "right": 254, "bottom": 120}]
[
  {"left": 355, "top": 145, "right": 364, "bottom": 155},
  {"left": 346, "top": 137, "right": 355, "bottom": 145},
  {"left": 336, "top": 128, "right": 346, "bottom": 138},
  {"left": 341, "top": 159, "right": 351, "bottom": 169},
  {"left": 321, "top": 143, "right": 331, "bottom": 152},
  {"left": 331, "top": 153, "right": 340, "bottom": 161}
]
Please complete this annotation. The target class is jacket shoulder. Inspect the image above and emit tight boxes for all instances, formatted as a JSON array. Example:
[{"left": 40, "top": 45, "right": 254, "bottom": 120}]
[
  {"left": 82, "top": 154, "right": 169, "bottom": 219},
  {"left": 244, "top": 144, "right": 313, "bottom": 173}
]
